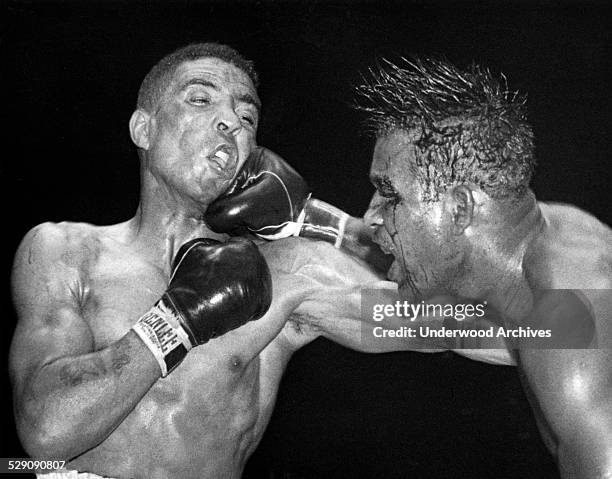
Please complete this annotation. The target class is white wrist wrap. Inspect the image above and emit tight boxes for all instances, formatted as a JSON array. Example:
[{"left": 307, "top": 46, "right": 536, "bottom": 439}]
[
  {"left": 132, "top": 301, "right": 193, "bottom": 377},
  {"left": 253, "top": 208, "right": 307, "bottom": 240},
  {"left": 334, "top": 210, "right": 349, "bottom": 248}
]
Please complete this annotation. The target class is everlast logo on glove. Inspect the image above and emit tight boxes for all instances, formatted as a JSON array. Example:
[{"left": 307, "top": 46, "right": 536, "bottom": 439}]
[{"left": 132, "top": 303, "right": 192, "bottom": 377}]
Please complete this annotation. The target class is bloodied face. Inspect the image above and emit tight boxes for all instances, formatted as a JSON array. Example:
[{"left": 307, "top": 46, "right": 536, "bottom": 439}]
[{"left": 365, "top": 129, "right": 465, "bottom": 300}]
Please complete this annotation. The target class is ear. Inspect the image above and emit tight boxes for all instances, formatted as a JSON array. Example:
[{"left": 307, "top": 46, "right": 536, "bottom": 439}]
[
  {"left": 448, "top": 185, "right": 474, "bottom": 235},
  {"left": 129, "top": 109, "right": 152, "bottom": 150}
]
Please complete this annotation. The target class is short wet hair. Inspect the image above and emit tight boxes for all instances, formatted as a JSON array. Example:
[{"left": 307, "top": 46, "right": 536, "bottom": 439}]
[
  {"left": 137, "top": 42, "right": 259, "bottom": 113},
  {"left": 355, "top": 57, "right": 535, "bottom": 200}
]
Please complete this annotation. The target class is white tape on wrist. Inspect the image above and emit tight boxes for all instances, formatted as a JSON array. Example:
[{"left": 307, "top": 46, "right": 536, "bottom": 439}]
[
  {"left": 334, "top": 211, "right": 349, "bottom": 249},
  {"left": 253, "top": 208, "right": 307, "bottom": 240},
  {"left": 132, "top": 301, "right": 193, "bottom": 377},
  {"left": 290, "top": 208, "right": 307, "bottom": 236}
]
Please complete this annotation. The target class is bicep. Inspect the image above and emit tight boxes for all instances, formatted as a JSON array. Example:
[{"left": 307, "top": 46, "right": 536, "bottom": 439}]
[
  {"left": 262, "top": 238, "right": 385, "bottom": 346},
  {"left": 10, "top": 225, "right": 95, "bottom": 397}
]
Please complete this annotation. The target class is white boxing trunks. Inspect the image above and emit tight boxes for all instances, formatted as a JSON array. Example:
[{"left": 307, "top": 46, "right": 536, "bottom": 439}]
[{"left": 37, "top": 471, "right": 117, "bottom": 479}]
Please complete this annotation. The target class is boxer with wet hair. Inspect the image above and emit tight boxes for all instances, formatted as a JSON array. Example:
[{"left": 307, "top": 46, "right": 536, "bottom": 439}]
[
  {"left": 355, "top": 57, "right": 612, "bottom": 478},
  {"left": 10, "top": 44, "right": 511, "bottom": 479}
]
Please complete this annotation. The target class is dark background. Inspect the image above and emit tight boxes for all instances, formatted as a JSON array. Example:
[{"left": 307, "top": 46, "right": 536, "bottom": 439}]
[{"left": 2, "top": 1, "right": 610, "bottom": 478}]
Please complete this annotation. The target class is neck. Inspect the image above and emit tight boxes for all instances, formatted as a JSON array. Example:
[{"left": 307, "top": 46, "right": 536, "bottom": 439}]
[
  {"left": 456, "top": 191, "right": 544, "bottom": 315},
  {"left": 126, "top": 185, "right": 225, "bottom": 274}
]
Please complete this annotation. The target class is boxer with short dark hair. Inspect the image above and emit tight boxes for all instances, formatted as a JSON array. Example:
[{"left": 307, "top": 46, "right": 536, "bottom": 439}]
[
  {"left": 10, "top": 44, "right": 511, "bottom": 479},
  {"left": 356, "top": 57, "right": 612, "bottom": 478},
  {"left": 137, "top": 42, "right": 260, "bottom": 113}
]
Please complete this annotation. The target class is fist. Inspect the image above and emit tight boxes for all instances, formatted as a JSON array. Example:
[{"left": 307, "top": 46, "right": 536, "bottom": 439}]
[
  {"left": 205, "top": 146, "right": 311, "bottom": 238},
  {"left": 132, "top": 237, "right": 272, "bottom": 376},
  {"left": 166, "top": 237, "right": 273, "bottom": 345}
]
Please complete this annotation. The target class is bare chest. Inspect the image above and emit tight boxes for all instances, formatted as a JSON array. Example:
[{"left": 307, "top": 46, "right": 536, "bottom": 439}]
[{"left": 72, "top": 252, "right": 289, "bottom": 476}]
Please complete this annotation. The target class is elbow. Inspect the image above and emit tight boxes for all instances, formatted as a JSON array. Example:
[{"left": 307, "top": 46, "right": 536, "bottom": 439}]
[{"left": 16, "top": 410, "right": 80, "bottom": 461}]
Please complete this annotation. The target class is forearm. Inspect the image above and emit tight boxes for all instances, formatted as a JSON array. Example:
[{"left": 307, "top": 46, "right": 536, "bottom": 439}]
[
  {"left": 315, "top": 290, "right": 514, "bottom": 365},
  {"left": 301, "top": 199, "right": 393, "bottom": 273},
  {"left": 266, "top": 239, "right": 511, "bottom": 364},
  {"left": 17, "top": 331, "right": 159, "bottom": 460}
]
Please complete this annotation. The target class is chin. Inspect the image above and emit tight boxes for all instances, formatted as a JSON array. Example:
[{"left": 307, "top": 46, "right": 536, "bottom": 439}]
[{"left": 203, "top": 179, "right": 230, "bottom": 199}]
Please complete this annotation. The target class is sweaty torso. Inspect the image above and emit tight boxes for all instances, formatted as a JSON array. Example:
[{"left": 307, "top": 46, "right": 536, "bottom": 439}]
[
  {"left": 516, "top": 202, "right": 612, "bottom": 457},
  {"left": 57, "top": 223, "right": 327, "bottom": 479}
]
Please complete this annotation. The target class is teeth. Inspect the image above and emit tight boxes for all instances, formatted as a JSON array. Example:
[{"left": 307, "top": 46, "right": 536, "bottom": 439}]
[{"left": 214, "top": 150, "right": 229, "bottom": 163}]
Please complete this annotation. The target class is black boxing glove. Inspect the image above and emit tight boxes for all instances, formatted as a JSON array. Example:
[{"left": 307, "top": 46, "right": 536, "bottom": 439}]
[
  {"left": 205, "top": 146, "right": 311, "bottom": 238},
  {"left": 132, "top": 237, "right": 272, "bottom": 376},
  {"left": 205, "top": 147, "right": 393, "bottom": 273}
]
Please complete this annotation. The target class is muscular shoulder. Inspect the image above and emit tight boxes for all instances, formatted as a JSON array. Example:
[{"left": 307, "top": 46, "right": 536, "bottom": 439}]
[
  {"left": 14, "top": 221, "right": 104, "bottom": 273},
  {"left": 542, "top": 202, "right": 612, "bottom": 238},
  {"left": 530, "top": 202, "right": 612, "bottom": 289},
  {"left": 12, "top": 221, "right": 116, "bottom": 307},
  {"left": 258, "top": 237, "right": 384, "bottom": 287}
]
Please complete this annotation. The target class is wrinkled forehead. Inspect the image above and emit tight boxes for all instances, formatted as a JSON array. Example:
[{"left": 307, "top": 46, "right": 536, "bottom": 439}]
[
  {"left": 370, "top": 129, "right": 420, "bottom": 179},
  {"left": 168, "top": 57, "right": 259, "bottom": 102}
]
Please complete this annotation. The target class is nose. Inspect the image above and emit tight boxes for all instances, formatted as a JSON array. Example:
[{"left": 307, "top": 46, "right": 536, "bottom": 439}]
[
  {"left": 364, "top": 192, "right": 385, "bottom": 230},
  {"left": 215, "top": 102, "right": 242, "bottom": 136}
]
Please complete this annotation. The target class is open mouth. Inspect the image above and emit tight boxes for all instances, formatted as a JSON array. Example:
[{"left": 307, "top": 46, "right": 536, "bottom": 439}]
[
  {"left": 379, "top": 242, "right": 394, "bottom": 256},
  {"left": 208, "top": 145, "right": 237, "bottom": 178},
  {"left": 375, "top": 235, "right": 396, "bottom": 257}
]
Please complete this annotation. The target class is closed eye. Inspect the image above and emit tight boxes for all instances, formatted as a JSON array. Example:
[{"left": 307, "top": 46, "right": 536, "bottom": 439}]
[
  {"left": 189, "top": 96, "right": 210, "bottom": 105},
  {"left": 371, "top": 177, "right": 400, "bottom": 202},
  {"left": 241, "top": 115, "right": 255, "bottom": 126},
  {"left": 379, "top": 189, "right": 397, "bottom": 199}
]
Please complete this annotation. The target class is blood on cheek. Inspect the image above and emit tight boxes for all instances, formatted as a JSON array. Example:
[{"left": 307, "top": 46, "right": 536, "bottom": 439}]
[
  {"left": 384, "top": 203, "right": 402, "bottom": 250},
  {"left": 387, "top": 202, "right": 415, "bottom": 269}
]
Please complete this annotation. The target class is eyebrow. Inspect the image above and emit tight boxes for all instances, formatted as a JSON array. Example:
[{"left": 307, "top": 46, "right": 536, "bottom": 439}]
[
  {"left": 370, "top": 174, "right": 398, "bottom": 194},
  {"left": 238, "top": 92, "right": 262, "bottom": 112},
  {"left": 370, "top": 174, "right": 387, "bottom": 188},
  {"left": 180, "top": 78, "right": 261, "bottom": 111}
]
